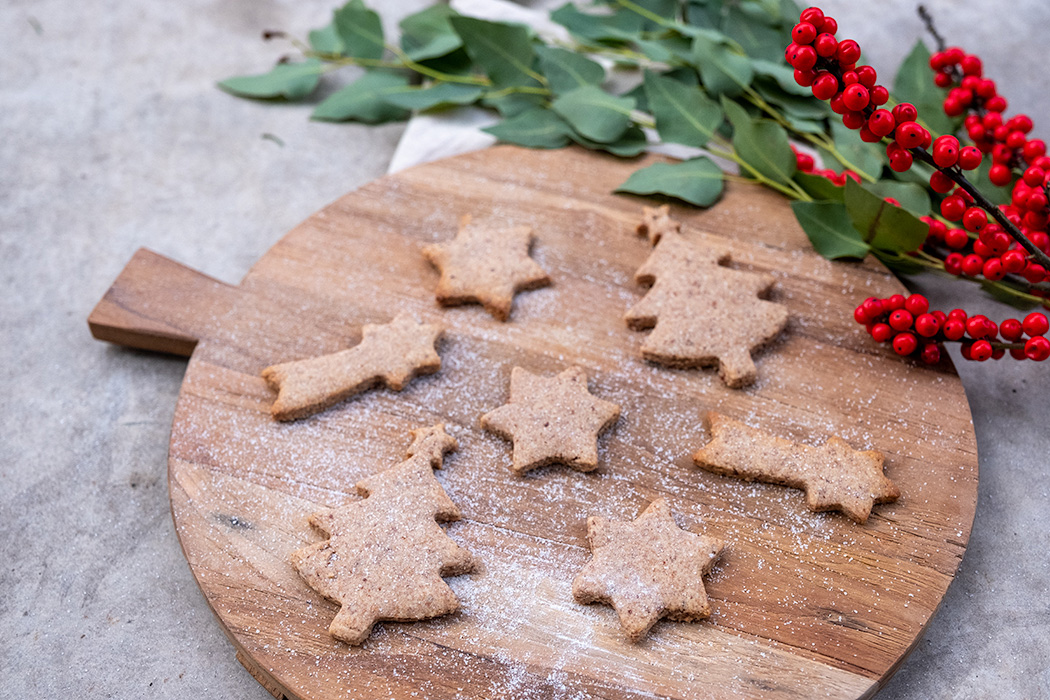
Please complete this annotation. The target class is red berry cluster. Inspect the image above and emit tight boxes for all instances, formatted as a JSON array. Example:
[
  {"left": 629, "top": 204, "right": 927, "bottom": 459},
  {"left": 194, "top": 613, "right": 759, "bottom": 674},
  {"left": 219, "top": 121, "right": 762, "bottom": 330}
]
[
  {"left": 854, "top": 293, "right": 1050, "bottom": 362},
  {"left": 930, "top": 47, "right": 1047, "bottom": 183},
  {"left": 792, "top": 145, "right": 860, "bottom": 186},
  {"left": 786, "top": 7, "right": 928, "bottom": 173}
]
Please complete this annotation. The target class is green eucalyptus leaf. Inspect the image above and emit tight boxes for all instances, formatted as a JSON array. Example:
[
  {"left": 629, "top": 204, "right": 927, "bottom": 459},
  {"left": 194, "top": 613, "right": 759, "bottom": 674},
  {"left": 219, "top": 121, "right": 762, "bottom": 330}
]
[
  {"left": 482, "top": 91, "right": 546, "bottom": 118},
  {"left": 690, "top": 32, "right": 754, "bottom": 97},
  {"left": 752, "top": 59, "right": 812, "bottom": 96},
  {"left": 333, "top": 1, "right": 385, "bottom": 60},
  {"left": 218, "top": 59, "right": 324, "bottom": 100},
  {"left": 978, "top": 279, "right": 1041, "bottom": 310},
  {"left": 844, "top": 178, "right": 929, "bottom": 254},
  {"left": 311, "top": 71, "right": 411, "bottom": 123},
  {"left": 551, "top": 84, "right": 635, "bottom": 143},
  {"left": 721, "top": 5, "right": 788, "bottom": 62},
  {"left": 790, "top": 200, "right": 870, "bottom": 259},
  {"left": 893, "top": 40, "right": 957, "bottom": 137},
  {"left": 794, "top": 171, "right": 845, "bottom": 202},
  {"left": 970, "top": 157, "right": 1013, "bottom": 204},
  {"left": 753, "top": 78, "right": 828, "bottom": 121},
  {"left": 483, "top": 108, "right": 574, "bottom": 148},
  {"left": 571, "top": 124, "right": 649, "bottom": 156},
  {"left": 633, "top": 36, "right": 694, "bottom": 65},
  {"left": 399, "top": 4, "right": 462, "bottom": 61},
  {"left": 535, "top": 46, "right": 605, "bottom": 96},
  {"left": 382, "top": 82, "right": 483, "bottom": 111},
  {"left": 308, "top": 22, "right": 344, "bottom": 55},
  {"left": 863, "top": 180, "right": 931, "bottom": 217},
  {"left": 722, "top": 96, "right": 796, "bottom": 187},
  {"left": 449, "top": 16, "right": 541, "bottom": 89},
  {"left": 615, "top": 157, "right": 725, "bottom": 207},
  {"left": 643, "top": 70, "right": 723, "bottom": 148}
]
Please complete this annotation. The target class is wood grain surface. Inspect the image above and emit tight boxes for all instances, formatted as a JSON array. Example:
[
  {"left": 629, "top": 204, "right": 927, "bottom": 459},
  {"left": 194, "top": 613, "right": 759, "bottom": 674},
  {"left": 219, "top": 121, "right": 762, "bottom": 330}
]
[{"left": 89, "top": 145, "right": 979, "bottom": 700}]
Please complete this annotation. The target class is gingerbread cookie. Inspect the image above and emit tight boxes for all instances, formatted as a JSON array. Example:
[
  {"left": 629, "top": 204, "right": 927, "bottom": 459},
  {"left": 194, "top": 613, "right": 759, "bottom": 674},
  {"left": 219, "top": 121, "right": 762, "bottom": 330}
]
[
  {"left": 693, "top": 412, "right": 900, "bottom": 523},
  {"left": 480, "top": 366, "right": 621, "bottom": 475},
  {"left": 624, "top": 230, "right": 788, "bottom": 388},
  {"left": 262, "top": 313, "right": 442, "bottom": 421},
  {"left": 572, "top": 498, "right": 725, "bottom": 642},
  {"left": 422, "top": 215, "right": 550, "bottom": 321},
  {"left": 636, "top": 204, "right": 680, "bottom": 245},
  {"left": 290, "top": 424, "right": 476, "bottom": 645}
]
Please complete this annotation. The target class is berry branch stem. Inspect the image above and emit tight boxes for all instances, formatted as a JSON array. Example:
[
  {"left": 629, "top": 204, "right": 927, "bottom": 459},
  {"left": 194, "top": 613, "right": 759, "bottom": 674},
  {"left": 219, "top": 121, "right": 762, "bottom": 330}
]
[{"left": 911, "top": 146, "right": 1050, "bottom": 269}]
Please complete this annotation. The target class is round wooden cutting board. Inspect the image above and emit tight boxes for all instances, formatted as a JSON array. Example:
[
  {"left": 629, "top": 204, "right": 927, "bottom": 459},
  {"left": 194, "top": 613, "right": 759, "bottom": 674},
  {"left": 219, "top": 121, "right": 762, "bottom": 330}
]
[{"left": 89, "top": 145, "right": 978, "bottom": 700}]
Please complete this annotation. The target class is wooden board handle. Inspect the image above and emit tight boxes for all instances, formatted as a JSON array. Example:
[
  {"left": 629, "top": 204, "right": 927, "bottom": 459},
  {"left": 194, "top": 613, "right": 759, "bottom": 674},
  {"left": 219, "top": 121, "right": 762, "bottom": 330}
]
[{"left": 88, "top": 248, "right": 239, "bottom": 356}]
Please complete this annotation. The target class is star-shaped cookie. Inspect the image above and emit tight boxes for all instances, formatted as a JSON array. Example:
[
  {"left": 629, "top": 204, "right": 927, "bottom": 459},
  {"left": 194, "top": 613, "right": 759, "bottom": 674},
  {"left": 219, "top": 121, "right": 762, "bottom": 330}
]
[
  {"left": 572, "top": 498, "right": 725, "bottom": 642},
  {"left": 480, "top": 366, "right": 621, "bottom": 475},
  {"left": 262, "top": 313, "right": 442, "bottom": 421},
  {"left": 692, "top": 412, "right": 900, "bottom": 523},
  {"left": 422, "top": 215, "right": 551, "bottom": 321}
]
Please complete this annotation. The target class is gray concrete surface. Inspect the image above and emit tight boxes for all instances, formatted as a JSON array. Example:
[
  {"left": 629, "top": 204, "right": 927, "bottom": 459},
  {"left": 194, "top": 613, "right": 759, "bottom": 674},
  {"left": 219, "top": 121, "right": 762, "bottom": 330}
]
[{"left": 2, "top": 0, "right": 1047, "bottom": 698}]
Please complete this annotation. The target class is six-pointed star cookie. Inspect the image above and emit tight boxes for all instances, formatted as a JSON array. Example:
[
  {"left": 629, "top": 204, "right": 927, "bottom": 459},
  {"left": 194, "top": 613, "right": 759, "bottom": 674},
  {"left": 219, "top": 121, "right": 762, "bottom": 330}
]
[
  {"left": 693, "top": 412, "right": 900, "bottom": 523},
  {"left": 480, "top": 366, "right": 621, "bottom": 475},
  {"left": 572, "top": 498, "right": 725, "bottom": 642},
  {"left": 262, "top": 313, "right": 443, "bottom": 421},
  {"left": 422, "top": 215, "right": 551, "bottom": 321}
]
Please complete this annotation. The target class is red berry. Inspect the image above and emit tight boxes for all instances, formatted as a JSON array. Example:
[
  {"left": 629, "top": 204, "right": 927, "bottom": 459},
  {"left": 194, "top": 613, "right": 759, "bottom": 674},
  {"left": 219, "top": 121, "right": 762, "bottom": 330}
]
[
  {"left": 930, "top": 170, "right": 955, "bottom": 193},
  {"left": 940, "top": 194, "right": 967, "bottom": 220},
  {"left": 855, "top": 65, "right": 877, "bottom": 87},
  {"left": 885, "top": 294, "right": 906, "bottom": 310},
  {"left": 842, "top": 110, "right": 866, "bottom": 130},
  {"left": 886, "top": 142, "right": 913, "bottom": 172},
  {"left": 1000, "top": 318, "right": 1024, "bottom": 341},
  {"left": 1022, "top": 166, "right": 1045, "bottom": 187},
  {"left": 932, "top": 135, "right": 960, "bottom": 168},
  {"left": 944, "top": 252, "right": 964, "bottom": 274},
  {"left": 1001, "top": 249, "right": 1026, "bottom": 273},
  {"left": 800, "top": 7, "right": 825, "bottom": 26},
  {"left": 812, "top": 73, "right": 839, "bottom": 100},
  {"left": 960, "top": 54, "right": 983, "bottom": 76},
  {"left": 962, "top": 207, "right": 988, "bottom": 231},
  {"left": 842, "top": 83, "right": 870, "bottom": 111},
  {"left": 889, "top": 308, "right": 914, "bottom": 331},
  {"left": 892, "top": 332, "right": 918, "bottom": 356},
  {"left": 943, "top": 318, "right": 966, "bottom": 340},
  {"left": 904, "top": 293, "right": 929, "bottom": 315},
  {"left": 820, "top": 16, "right": 838, "bottom": 34},
  {"left": 814, "top": 33, "right": 838, "bottom": 57},
  {"left": 915, "top": 313, "right": 941, "bottom": 337},
  {"left": 792, "top": 22, "right": 817, "bottom": 45},
  {"left": 1025, "top": 335, "right": 1050, "bottom": 361},
  {"left": 1023, "top": 312, "right": 1050, "bottom": 337},
  {"left": 944, "top": 228, "right": 969, "bottom": 249},
  {"left": 920, "top": 343, "right": 942, "bottom": 364},
  {"left": 869, "top": 85, "right": 889, "bottom": 106},
  {"left": 891, "top": 103, "right": 918, "bottom": 124},
  {"left": 1006, "top": 130, "right": 1027, "bottom": 149},
  {"left": 961, "top": 253, "right": 984, "bottom": 276},
  {"left": 987, "top": 95, "right": 1007, "bottom": 112},
  {"left": 867, "top": 109, "right": 895, "bottom": 137},
  {"left": 934, "top": 72, "right": 953, "bottom": 88},
  {"left": 982, "top": 256, "right": 1005, "bottom": 280},
  {"left": 969, "top": 339, "right": 993, "bottom": 361},
  {"left": 835, "top": 39, "right": 861, "bottom": 65},
  {"left": 787, "top": 44, "right": 818, "bottom": 71},
  {"left": 794, "top": 69, "right": 817, "bottom": 87},
  {"left": 895, "top": 121, "right": 928, "bottom": 149},
  {"left": 1023, "top": 139, "right": 1047, "bottom": 162},
  {"left": 795, "top": 150, "right": 815, "bottom": 171},
  {"left": 988, "top": 163, "right": 1013, "bottom": 187},
  {"left": 957, "top": 146, "right": 983, "bottom": 170},
  {"left": 871, "top": 323, "right": 893, "bottom": 342}
]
